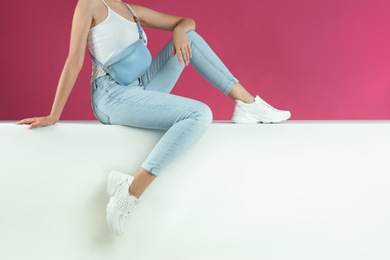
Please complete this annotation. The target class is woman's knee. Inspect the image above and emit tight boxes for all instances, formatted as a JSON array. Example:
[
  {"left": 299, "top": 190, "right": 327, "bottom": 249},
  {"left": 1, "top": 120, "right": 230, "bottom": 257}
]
[
  {"left": 192, "top": 102, "right": 213, "bottom": 127},
  {"left": 186, "top": 30, "right": 201, "bottom": 43}
]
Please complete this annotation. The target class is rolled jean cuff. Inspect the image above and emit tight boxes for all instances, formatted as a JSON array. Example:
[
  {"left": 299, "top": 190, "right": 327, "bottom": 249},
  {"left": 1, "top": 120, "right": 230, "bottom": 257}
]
[
  {"left": 223, "top": 77, "right": 240, "bottom": 96},
  {"left": 140, "top": 162, "right": 161, "bottom": 177}
]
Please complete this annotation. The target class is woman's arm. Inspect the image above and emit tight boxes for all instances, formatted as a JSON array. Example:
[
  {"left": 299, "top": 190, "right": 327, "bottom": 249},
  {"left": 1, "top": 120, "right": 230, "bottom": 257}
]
[
  {"left": 129, "top": 4, "right": 196, "bottom": 66},
  {"left": 16, "top": 0, "right": 94, "bottom": 129},
  {"left": 130, "top": 4, "right": 195, "bottom": 32}
]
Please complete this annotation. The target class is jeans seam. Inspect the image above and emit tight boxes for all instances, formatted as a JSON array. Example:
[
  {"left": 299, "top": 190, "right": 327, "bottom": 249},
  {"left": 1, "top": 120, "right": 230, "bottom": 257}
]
[
  {"left": 141, "top": 162, "right": 160, "bottom": 176},
  {"left": 191, "top": 41, "right": 234, "bottom": 94},
  {"left": 150, "top": 115, "right": 198, "bottom": 174},
  {"left": 142, "top": 42, "right": 180, "bottom": 89}
]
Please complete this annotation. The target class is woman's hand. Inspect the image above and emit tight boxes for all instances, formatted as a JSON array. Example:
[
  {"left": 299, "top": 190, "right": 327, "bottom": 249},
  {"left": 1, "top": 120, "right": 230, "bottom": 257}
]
[
  {"left": 171, "top": 28, "right": 192, "bottom": 66},
  {"left": 15, "top": 115, "right": 58, "bottom": 130}
]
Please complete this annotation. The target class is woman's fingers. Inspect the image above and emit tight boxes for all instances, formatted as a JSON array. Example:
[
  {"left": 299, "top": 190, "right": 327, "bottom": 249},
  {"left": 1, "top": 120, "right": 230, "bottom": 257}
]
[
  {"left": 15, "top": 118, "right": 36, "bottom": 125},
  {"left": 15, "top": 118, "right": 26, "bottom": 124},
  {"left": 29, "top": 121, "right": 39, "bottom": 130},
  {"left": 171, "top": 47, "right": 176, "bottom": 57},
  {"left": 181, "top": 47, "right": 187, "bottom": 65},
  {"left": 188, "top": 44, "right": 192, "bottom": 59},
  {"left": 185, "top": 44, "right": 192, "bottom": 65},
  {"left": 176, "top": 48, "right": 183, "bottom": 65},
  {"left": 172, "top": 31, "right": 191, "bottom": 65},
  {"left": 172, "top": 29, "right": 192, "bottom": 65},
  {"left": 14, "top": 117, "right": 40, "bottom": 130},
  {"left": 15, "top": 116, "right": 56, "bottom": 130},
  {"left": 177, "top": 44, "right": 191, "bottom": 66},
  {"left": 184, "top": 45, "right": 191, "bottom": 65}
]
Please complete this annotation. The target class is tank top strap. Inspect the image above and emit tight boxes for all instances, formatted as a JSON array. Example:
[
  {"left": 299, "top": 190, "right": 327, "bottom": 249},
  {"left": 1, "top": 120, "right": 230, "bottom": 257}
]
[{"left": 100, "top": 0, "right": 109, "bottom": 9}]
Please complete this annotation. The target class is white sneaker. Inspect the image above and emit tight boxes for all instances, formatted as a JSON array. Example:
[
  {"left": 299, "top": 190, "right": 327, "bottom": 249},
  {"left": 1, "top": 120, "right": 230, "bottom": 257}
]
[
  {"left": 231, "top": 95, "right": 291, "bottom": 124},
  {"left": 106, "top": 170, "right": 141, "bottom": 236}
]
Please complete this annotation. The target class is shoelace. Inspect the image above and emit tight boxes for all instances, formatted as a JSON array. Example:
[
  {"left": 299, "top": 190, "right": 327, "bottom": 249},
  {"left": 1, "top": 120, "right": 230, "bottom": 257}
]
[{"left": 124, "top": 202, "right": 135, "bottom": 217}]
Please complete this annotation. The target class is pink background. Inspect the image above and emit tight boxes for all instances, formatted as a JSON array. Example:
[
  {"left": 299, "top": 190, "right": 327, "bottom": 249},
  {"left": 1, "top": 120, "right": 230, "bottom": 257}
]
[{"left": 1, "top": 0, "right": 390, "bottom": 121}]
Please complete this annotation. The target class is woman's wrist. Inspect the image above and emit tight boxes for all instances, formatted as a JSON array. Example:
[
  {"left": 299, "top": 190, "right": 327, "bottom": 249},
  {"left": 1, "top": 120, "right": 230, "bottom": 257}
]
[
  {"left": 173, "top": 26, "right": 185, "bottom": 34},
  {"left": 48, "top": 114, "right": 59, "bottom": 123},
  {"left": 173, "top": 18, "right": 196, "bottom": 34}
]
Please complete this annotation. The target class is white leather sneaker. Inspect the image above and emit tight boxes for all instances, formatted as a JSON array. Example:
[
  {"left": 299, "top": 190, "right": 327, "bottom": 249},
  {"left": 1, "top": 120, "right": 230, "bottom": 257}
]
[
  {"left": 231, "top": 95, "right": 291, "bottom": 124},
  {"left": 106, "top": 170, "right": 141, "bottom": 236}
]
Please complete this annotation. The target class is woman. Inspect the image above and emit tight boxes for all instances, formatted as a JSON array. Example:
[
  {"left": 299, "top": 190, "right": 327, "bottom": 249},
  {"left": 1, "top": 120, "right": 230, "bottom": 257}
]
[{"left": 15, "top": 0, "right": 291, "bottom": 236}]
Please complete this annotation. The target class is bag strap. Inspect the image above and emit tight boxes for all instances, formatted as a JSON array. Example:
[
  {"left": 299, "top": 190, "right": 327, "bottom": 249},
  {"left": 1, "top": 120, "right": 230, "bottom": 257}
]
[
  {"left": 124, "top": 4, "right": 146, "bottom": 42},
  {"left": 89, "top": 3, "right": 146, "bottom": 70},
  {"left": 89, "top": 51, "right": 105, "bottom": 69}
]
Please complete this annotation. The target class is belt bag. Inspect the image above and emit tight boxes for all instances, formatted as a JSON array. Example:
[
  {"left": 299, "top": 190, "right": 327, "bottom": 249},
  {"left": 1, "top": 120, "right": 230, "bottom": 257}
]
[{"left": 89, "top": 4, "right": 152, "bottom": 86}]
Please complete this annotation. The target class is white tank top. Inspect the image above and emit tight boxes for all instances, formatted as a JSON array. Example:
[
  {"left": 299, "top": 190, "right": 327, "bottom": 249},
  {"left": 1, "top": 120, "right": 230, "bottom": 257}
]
[{"left": 87, "top": 0, "right": 148, "bottom": 86}]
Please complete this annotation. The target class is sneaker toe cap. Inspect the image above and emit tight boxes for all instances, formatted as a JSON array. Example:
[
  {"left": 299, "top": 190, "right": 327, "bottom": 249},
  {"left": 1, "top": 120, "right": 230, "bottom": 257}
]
[{"left": 270, "top": 109, "right": 291, "bottom": 121}]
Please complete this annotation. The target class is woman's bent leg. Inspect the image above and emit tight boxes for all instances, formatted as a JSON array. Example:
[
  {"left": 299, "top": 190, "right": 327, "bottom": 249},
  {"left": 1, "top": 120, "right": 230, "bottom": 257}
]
[
  {"left": 98, "top": 86, "right": 213, "bottom": 177},
  {"left": 186, "top": 30, "right": 240, "bottom": 95},
  {"left": 140, "top": 37, "right": 186, "bottom": 93},
  {"left": 140, "top": 30, "right": 240, "bottom": 96}
]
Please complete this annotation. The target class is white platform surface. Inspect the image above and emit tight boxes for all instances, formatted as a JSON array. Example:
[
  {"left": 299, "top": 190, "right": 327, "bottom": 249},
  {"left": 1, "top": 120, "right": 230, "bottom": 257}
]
[{"left": 1, "top": 120, "right": 389, "bottom": 260}]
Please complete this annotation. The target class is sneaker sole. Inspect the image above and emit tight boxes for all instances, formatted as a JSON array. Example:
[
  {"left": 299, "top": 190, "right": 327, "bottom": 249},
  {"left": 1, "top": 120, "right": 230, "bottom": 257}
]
[
  {"left": 232, "top": 111, "right": 291, "bottom": 124},
  {"left": 106, "top": 170, "right": 128, "bottom": 236}
]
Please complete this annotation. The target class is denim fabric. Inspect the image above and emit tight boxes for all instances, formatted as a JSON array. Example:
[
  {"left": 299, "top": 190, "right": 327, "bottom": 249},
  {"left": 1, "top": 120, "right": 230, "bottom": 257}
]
[{"left": 90, "top": 30, "right": 239, "bottom": 176}]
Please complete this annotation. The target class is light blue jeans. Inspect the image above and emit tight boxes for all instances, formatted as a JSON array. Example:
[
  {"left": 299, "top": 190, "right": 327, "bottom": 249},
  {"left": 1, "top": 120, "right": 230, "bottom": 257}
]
[{"left": 91, "top": 30, "right": 239, "bottom": 177}]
